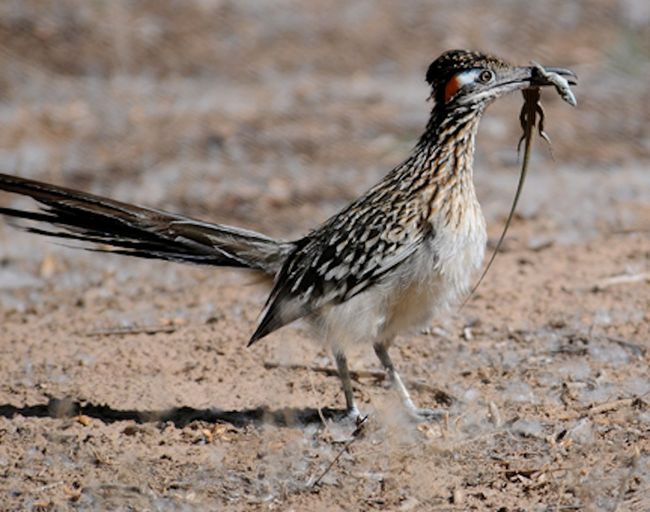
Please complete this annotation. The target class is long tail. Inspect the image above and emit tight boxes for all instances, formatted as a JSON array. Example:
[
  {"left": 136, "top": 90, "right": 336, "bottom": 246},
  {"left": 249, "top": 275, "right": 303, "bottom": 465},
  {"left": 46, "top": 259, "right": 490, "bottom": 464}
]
[{"left": 0, "top": 173, "right": 293, "bottom": 274}]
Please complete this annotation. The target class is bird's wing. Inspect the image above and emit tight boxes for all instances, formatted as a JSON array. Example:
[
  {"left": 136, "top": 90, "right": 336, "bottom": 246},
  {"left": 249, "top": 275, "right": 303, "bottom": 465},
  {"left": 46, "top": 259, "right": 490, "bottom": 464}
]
[{"left": 249, "top": 205, "right": 427, "bottom": 344}]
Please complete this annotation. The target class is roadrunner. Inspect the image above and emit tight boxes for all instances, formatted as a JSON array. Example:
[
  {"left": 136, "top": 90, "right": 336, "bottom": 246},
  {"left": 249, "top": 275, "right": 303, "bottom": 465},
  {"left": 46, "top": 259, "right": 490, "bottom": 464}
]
[{"left": 0, "top": 50, "right": 576, "bottom": 421}]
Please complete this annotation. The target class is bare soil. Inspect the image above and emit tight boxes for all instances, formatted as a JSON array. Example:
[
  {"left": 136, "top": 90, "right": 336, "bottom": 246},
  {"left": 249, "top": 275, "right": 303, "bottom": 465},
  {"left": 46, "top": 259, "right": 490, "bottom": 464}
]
[{"left": 0, "top": 1, "right": 649, "bottom": 510}]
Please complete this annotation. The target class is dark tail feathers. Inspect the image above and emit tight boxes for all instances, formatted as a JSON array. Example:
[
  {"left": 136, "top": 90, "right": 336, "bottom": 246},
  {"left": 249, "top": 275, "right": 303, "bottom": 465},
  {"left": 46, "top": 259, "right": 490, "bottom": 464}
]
[{"left": 0, "top": 173, "right": 293, "bottom": 274}]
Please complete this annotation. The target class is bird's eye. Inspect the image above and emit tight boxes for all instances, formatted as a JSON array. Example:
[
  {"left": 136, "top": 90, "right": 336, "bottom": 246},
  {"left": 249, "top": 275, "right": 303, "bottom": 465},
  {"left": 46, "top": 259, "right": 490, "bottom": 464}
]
[{"left": 478, "top": 70, "right": 494, "bottom": 83}]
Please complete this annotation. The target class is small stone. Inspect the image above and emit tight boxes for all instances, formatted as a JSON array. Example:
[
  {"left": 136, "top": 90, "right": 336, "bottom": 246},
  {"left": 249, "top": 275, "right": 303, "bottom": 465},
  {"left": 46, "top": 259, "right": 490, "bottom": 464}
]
[
  {"left": 76, "top": 415, "right": 92, "bottom": 427},
  {"left": 122, "top": 424, "right": 140, "bottom": 436}
]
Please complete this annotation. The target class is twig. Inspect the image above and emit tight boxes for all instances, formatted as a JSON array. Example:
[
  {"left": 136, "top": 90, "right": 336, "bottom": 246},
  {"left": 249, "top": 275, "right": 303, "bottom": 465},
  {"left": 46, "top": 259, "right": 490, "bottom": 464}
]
[
  {"left": 82, "top": 325, "right": 177, "bottom": 337},
  {"left": 38, "top": 481, "right": 64, "bottom": 492},
  {"left": 592, "top": 272, "right": 650, "bottom": 291},
  {"left": 310, "top": 415, "right": 368, "bottom": 488},
  {"left": 94, "top": 483, "right": 143, "bottom": 494},
  {"left": 609, "top": 227, "right": 650, "bottom": 235},
  {"left": 488, "top": 401, "right": 502, "bottom": 428},
  {"left": 558, "top": 392, "right": 650, "bottom": 421},
  {"left": 585, "top": 398, "right": 634, "bottom": 416},
  {"left": 603, "top": 335, "right": 646, "bottom": 357}
]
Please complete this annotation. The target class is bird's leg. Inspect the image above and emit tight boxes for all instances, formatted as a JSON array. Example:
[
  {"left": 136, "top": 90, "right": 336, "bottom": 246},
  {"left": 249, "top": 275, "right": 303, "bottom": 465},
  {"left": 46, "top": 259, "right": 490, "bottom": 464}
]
[
  {"left": 373, "top": 342, "right": 445, "bottom": 422},
  {"left": 373, "top": 342, "right": 416, "bottom": 409},
  {"left": 334, "top": 351, "right": 360, "bottom": 421}
]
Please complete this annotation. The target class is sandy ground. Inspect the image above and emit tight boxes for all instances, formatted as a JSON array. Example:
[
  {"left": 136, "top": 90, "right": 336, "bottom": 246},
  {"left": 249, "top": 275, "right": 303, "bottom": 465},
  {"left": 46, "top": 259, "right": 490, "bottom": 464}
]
[{"left": 0, "top": 1, "right": 649, "bottom": 510}]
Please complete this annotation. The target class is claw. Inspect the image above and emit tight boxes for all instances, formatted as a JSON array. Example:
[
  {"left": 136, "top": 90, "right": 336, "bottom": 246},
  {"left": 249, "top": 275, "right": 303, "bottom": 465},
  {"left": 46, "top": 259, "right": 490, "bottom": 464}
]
[
  {"left": 516, "top": 101, "right": 530, "bottom": 156},
  {"left": 536, "top": 102, "right": 545, "bottom": 126},
  {"left": 519, "top": 101, "right": 528, "bottom": 130},
  {"left": 539, "top": 129, "right": 552, "bottom": 146},
  {"left": 535, "top": 103, "right": 547, "bottom": 139},
  {"left": 534, "top": 102, "right": 554, "bottom": 158}
]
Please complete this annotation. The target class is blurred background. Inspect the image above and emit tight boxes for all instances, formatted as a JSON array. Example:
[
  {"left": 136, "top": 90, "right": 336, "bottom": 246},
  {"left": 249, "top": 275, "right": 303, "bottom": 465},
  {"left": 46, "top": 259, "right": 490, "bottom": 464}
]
[{"left": 0, "top": 0, "right": 648, "bottom": 244}]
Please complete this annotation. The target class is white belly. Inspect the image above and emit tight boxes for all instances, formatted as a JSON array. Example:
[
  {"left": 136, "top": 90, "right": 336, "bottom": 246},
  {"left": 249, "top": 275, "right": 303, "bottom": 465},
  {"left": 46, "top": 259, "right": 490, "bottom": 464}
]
[{"left": 314, "top": 201, "right": 486, "bottom": 350}]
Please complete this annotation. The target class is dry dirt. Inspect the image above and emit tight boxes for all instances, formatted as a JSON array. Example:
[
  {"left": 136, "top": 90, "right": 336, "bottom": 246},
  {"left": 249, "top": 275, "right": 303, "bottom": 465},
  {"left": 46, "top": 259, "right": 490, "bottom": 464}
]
[{"left": 0, "top": 1, "right": 649, "bottom": 511}]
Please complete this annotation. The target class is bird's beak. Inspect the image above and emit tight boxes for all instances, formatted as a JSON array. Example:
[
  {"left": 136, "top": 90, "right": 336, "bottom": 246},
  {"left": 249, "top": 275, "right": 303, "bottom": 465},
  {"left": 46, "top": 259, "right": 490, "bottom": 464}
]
[
  {"left": 490, "top": 65, "right": 577, "bottom": 106},
  {"left": 457, "top": 64, "right": 578, "bottom": 107}
]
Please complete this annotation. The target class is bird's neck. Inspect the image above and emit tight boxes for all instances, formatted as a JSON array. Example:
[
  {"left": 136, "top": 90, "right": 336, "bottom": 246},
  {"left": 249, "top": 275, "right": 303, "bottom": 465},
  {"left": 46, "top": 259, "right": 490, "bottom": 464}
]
[
  {"left": 369, "top": 103, "right": 486, "bottom": 212},
  {"left": 415, "top": 104, "right": 485, "bottom": 183},
  {"left": 374, "top": 103, "right": 486, "bottom": 229}
]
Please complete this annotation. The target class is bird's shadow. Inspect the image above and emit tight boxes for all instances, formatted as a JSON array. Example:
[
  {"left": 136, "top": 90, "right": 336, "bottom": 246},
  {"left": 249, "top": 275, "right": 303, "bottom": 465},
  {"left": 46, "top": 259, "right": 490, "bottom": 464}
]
[{"left": 0, "top": 397, "right": 349, "bottom": 428}]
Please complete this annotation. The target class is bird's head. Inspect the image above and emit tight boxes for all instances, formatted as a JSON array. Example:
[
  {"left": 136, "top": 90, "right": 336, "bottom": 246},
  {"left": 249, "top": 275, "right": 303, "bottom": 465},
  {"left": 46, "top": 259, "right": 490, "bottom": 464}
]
[{"left": 426, "top": 49, "right": 576, "bottom": 110}]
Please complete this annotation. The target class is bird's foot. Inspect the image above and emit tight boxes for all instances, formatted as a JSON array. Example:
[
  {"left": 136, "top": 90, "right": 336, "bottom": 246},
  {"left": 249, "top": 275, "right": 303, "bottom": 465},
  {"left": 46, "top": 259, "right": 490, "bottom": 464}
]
[{"left": 345, "top": 405, "right": 364, "bottom": 425}]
